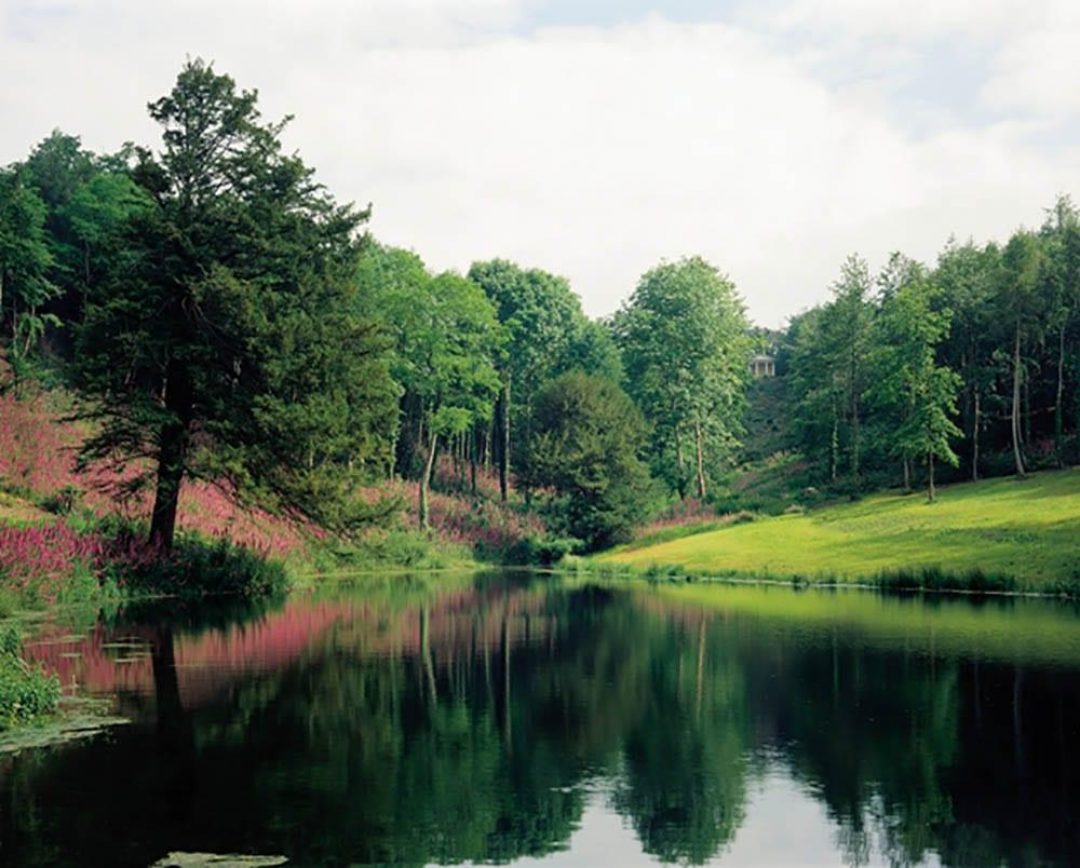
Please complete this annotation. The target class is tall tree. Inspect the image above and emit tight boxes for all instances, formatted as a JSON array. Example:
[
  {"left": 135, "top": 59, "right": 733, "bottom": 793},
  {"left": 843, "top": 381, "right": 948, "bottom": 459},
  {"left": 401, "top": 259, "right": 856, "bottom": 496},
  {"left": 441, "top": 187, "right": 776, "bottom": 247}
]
[
  {"left": 934, "top": 239, "right": 1000, "bottom": 481},
  {"left": 829, "top": 255, "right": 874, "bottom": 487},
  {"left": 789, "top": 307, "right": 846, "bottom": 483},
  {"left": 363, "top": 252, "right": 502, "bottom": 529},
  {"left": 1040, "top": 196, "right": 1080, "bottom": 465},
  {"left": 74, "top": 60, "right": 398, "bottom": 549},
  {"left": 997, "top": 231, "right": 1046, "bottom": 477},
  {"left": 467, "top": 260, "right": 584, "bottom": 502},
  {"left": 523, "top": 372, "right": 654, "bottom": 550},
  {"left": 614, "top": 257, "right": 750, "bottom": 498},
  {"left": 873, "top": 270, "right": 962, "bottom": 500}
]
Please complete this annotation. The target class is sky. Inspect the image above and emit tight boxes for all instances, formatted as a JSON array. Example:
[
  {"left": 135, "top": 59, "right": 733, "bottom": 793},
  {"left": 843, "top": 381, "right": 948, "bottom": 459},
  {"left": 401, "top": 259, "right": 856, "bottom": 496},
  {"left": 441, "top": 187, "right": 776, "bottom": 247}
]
[{"left": 3, "top": 0, "right": 1080, "bottom": 327}]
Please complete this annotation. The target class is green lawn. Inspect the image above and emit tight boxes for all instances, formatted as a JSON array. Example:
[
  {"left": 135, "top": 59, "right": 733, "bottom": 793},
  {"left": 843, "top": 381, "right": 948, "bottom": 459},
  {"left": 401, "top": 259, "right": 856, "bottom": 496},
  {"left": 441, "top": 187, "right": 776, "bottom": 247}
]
[{"left": 599, "top": 469, "right": 1080, "bottom": 589}]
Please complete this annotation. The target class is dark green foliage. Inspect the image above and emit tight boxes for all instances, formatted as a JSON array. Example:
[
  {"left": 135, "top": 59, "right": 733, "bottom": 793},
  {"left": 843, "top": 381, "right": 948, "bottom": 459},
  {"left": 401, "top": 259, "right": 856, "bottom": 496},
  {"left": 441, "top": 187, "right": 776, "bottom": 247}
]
[
  {"left": 783, "top": 203, "right": 1080, "bottom": 493},
  {"left": 359, "top": 245, "right": 502, "bottom": 528},
  {"left": 467, "top": 259, "right": 603, "bottom": 500},
  {"left": 120, "top": 536, "right": 290, "bottom": 599},
  {"left": 71, "top": 60, "right": 399, "bottom": 551},
  {"left": 503, "top": 534, "right": 578, "bottom": 566},
  {"left": 0, "top": 165, "right": 58, "bottom": 367},
  {"left": 0, "top": 623, "right": 61, "bottom": 729},
  {"left": 524, "top": 373, "right": 655, "bottom": 550}
]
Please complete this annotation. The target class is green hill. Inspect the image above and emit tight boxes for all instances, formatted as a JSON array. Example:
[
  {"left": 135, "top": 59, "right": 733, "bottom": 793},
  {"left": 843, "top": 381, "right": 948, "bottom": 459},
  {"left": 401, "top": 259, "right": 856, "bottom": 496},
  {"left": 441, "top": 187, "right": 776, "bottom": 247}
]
[{"left": 597, "top": 469, "right": 1080, "bottom": 591}]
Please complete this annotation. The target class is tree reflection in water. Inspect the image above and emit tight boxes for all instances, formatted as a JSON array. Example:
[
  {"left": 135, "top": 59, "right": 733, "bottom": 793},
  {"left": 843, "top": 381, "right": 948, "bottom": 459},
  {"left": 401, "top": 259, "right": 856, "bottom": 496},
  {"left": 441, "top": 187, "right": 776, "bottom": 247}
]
[{"left": 3, "top": 576, "right": 1080, "bottom": 867}]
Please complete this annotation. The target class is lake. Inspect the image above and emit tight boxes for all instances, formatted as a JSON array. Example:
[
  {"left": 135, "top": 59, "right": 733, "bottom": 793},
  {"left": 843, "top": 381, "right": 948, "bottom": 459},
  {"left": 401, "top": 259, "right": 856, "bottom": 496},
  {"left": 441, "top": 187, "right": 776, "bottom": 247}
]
[{"left": 3, "top": 572, "right": 1080, "bottom": 867}]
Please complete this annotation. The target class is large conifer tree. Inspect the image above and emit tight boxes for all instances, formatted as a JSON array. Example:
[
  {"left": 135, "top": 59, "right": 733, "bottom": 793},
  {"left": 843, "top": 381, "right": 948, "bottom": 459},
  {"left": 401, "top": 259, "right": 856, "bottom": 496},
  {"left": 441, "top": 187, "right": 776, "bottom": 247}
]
[{"left": 75, "top": 60, "right": 397, "bottom": 548}]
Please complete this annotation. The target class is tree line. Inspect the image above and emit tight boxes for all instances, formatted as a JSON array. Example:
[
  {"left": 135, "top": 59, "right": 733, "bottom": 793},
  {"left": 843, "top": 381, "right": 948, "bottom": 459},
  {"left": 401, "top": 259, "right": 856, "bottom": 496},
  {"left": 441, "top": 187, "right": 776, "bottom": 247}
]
[
  {"left": 780, "top": 205, "right": 1080, "bottom": 499},
  {"left": 0, "top": 60, "right": 751, "bottom": 554},
  {"left": 4, "top": 60, "right": 1074, "bottom": 558}
]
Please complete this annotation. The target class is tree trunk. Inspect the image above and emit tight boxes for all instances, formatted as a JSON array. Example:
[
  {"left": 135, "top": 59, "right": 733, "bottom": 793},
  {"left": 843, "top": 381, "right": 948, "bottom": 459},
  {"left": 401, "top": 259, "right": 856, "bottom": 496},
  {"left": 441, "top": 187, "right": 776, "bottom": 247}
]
[
  {"left": 972, "top": 389, "right": 981, "bottom": 482},
  {"left": 927, "top": 451, "right": 935, "bottom": 502},
  {"left": 499, "top": 376, "right": 510, "bottom": 502},
  {"left": 470, "top": 429, "right": 478, "bottom": 496},
  {"left": 418, "top": 427, "right": 438, "bottom": 531},
  {"left": 830, "top": 396, "right": 839, "bottom": 484},
  {"left": 149, "top": 362, "right": 194, "bottom": 550},
  {"left": 1056, "top": 323, "right": 1066, "bottom": 467},
  {"left": 1011, "top": 324, "right": 1026, "bottom": 477},
  {"left": 1023, "top": 366, "right": 1031, "bottom": 448},
  {"left": 902, "top": 458, "right": 911, "bottom": 493},
  {"left": 694, "top": 417, "right": 707, "bottom": 499},
  {"left": 850, "top": 376, "right": 860, "bottom": 487},
  {"left": 675, "top": 425, "right": 686, "bottom": 500}
]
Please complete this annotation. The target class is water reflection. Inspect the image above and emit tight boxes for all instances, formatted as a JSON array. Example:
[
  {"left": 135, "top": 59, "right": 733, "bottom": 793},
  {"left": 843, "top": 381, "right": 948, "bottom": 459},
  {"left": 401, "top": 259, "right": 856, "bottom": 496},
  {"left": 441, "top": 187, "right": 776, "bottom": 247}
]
[{"left": 3, "top": 575, "right": 1080, "bottom": 867}]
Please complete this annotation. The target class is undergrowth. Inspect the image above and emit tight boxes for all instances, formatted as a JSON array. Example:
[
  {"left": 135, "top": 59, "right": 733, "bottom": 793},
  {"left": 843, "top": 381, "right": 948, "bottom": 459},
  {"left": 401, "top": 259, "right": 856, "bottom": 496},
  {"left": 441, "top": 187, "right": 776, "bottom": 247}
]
[{"left": 0, "top": 623, "right": 61, "bottom": 730}]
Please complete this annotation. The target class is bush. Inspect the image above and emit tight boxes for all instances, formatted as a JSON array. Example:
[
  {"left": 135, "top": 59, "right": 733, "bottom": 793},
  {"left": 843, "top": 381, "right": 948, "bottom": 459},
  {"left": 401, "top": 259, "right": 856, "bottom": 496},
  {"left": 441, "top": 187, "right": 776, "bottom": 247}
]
[
  {"left": 0, "top": 623, "right": 20, "bottom": 656},
  {"left": 120, "top": 536, "right": 290, "bottom": 598},
  {"left": 504, "top": 534, "right": 578, "bottom": 567},
  {"left": 0, "top": 624, "right": 61, "bottom": 730},
  {"left": 523, "top": 373, "right": 656, "bottom": 552},
  {"left": 39, "top": 485, "right": 83, "bottom": 516}
]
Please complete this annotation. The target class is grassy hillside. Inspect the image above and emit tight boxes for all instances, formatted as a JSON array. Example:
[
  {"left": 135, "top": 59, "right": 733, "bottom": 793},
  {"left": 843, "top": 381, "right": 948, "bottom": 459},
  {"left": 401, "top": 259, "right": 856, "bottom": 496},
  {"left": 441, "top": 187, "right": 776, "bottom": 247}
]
[{"left": 598, "top": 469, "right": 1080, "bottom": 590}]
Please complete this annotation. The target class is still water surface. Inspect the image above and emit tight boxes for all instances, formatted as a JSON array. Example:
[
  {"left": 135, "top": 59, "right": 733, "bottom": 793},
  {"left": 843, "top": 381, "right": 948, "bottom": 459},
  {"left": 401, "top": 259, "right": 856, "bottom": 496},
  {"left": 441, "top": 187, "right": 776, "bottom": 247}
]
[{"left": 3, "top": 573, "right": 1080, "bottom": 867}]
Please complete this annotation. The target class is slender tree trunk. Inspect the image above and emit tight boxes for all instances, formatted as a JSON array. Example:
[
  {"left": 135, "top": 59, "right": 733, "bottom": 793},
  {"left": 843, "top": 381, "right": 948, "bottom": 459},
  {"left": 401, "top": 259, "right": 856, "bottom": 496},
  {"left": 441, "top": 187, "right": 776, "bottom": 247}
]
[
  {"left": 1023, "top": 367, "right": 1031, "bottom": 448},
  {"left": 1011, "top": 324, "right": 1026, "bottom": 477},
  {"left": 149, "top": 362, "right": 194, "bottom": 550},
  {"left": 902, "top": 458, "right": 911, "bottom": 493},
  {"left": 972, "top": 389, "right": 981, "bottom": 481},
  {"left": 694, "top": 417, "right": 707, "bottom": 499},
  {"left": 1056, "top": 323, "right": 1066, "bottom": 467},
  {"left": 418, "top": 427, "right": 438, "bottom": 531},
  {"left": 850, "top": 379, "right": 860, "bottom": 487},
  {"left": 830, "top": 396, "right": 839, "bottom": 484},
  {"left": 927, "top": 451, "right": 935, "bottom": 502},
  {"left": 675, "top": 424, "right": 686, "bottom": 500},
  {"left": 499, "top": 376, "right": 510, "bottom": 502},
  {"left": 470, "top": 429, "right": 478, "bottom": 496},
  {"left": 416, "top": 398, "right": 426, "bottom": 475}
]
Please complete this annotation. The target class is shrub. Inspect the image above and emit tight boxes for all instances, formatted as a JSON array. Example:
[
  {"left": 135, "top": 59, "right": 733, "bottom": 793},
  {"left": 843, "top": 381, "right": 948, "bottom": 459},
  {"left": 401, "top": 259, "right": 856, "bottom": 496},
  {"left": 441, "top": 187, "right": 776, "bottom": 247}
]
[
  {"left": 523, "top": 373, "right": 656, "bottom": 551},
  {"left": 39, "top": 484, "right": 83, "bottom": 516},
  {"left": 0, "top": 624, "right": 61, "bottom": 730},
  {"left": 119, "top": 536, "right": 290, "bottom": 598},
  {"left": 504, "top": 534, "right": 578, "bottom": 567}
]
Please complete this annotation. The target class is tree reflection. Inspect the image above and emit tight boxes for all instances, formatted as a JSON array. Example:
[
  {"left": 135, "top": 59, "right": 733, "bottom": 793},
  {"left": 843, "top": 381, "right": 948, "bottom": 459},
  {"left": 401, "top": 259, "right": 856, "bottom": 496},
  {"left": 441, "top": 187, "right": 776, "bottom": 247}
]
[{"left": 3, "top": 580, "right": 1080, "bottom": 867}]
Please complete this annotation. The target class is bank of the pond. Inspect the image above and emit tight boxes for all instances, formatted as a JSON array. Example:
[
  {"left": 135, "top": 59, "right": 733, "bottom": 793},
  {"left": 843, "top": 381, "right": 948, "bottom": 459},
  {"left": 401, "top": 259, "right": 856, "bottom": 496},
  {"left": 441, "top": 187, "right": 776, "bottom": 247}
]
[
  {"left": 0, "top": 622, "right": 60, "bottom": 733},
  {"left": 591, "top": 469, "right": 1080, "bottom": 595}
]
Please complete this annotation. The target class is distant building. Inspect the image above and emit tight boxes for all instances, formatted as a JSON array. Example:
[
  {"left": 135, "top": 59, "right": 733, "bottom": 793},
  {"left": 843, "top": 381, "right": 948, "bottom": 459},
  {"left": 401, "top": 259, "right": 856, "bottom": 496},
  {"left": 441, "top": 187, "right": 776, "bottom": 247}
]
[{"left": 750, "top": 354, "right": 776, "bottom": 379}]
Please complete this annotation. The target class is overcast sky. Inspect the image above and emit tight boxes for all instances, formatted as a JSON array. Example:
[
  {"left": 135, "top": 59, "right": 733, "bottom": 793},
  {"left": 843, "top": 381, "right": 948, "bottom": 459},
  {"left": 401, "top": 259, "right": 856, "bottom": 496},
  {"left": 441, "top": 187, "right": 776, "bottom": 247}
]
[{"left": 3, "top": 0, "right": 1079, "bottom": 326}]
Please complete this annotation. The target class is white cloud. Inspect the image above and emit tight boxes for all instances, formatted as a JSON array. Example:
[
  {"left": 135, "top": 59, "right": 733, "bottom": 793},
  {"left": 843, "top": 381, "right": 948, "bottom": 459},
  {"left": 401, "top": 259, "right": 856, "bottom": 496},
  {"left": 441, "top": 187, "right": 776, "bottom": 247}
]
[
  {"left": 2, "top": 1, "right": 1079, "bottom": 326},
  {"left": 770, "top": 0, "right": 1080, "bottom": 122}
]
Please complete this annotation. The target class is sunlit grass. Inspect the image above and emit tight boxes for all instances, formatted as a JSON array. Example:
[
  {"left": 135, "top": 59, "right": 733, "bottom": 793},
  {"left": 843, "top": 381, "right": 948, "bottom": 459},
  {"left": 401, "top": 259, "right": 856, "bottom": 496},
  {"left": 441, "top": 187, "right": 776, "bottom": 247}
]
[{"left": 599, "top": 469, "right": 1080, "bottom": 589}]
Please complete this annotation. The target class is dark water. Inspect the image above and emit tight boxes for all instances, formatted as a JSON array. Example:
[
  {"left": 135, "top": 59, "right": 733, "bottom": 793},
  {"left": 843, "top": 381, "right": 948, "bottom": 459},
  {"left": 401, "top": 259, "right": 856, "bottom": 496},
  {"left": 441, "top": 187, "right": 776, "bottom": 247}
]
[{"left": 4, "top": 573, "right": 1080, "bottom": 867}]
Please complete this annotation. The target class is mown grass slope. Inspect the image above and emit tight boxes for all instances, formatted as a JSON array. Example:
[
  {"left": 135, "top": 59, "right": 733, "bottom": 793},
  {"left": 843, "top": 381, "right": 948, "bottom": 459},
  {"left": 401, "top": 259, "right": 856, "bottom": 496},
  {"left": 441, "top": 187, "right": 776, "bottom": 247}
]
[{"left": 599, "top": 469, "right": 1080, "bottom": 588}]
